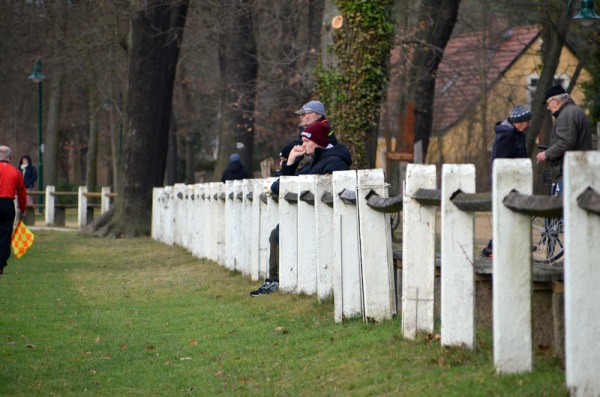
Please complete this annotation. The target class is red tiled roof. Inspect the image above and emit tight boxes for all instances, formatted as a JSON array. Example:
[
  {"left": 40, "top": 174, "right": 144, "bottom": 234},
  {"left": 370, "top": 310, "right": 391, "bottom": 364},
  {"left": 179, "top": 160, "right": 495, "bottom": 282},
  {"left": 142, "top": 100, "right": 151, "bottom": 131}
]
[{"left": 433, "top": 26, "right": 540, "bottom": 132}]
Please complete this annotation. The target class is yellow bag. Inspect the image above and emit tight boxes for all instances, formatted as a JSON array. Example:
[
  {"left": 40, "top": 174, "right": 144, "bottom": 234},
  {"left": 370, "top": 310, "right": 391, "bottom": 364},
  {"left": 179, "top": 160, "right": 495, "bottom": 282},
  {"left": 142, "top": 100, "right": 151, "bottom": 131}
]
[{"left": 11, "top": 220, "right": 35, "bottom": 259}]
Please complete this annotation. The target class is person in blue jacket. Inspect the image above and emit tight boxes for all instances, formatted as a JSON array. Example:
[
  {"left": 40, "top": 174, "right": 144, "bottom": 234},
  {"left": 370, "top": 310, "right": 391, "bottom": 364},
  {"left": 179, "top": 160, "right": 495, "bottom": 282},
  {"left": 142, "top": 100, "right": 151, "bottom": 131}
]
[
  {"left": 221, "top": 153, "right": 249, "bottom": 182},
  {"left": 481, "top": 105, "right": 531, "bottom": 258}
]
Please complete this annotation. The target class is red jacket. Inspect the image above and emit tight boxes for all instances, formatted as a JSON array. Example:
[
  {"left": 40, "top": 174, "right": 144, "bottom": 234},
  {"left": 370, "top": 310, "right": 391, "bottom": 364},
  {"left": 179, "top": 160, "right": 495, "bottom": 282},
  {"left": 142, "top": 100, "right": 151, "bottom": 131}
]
[{"left": 0, "top": 161, "right": 27, "bottom": 212}]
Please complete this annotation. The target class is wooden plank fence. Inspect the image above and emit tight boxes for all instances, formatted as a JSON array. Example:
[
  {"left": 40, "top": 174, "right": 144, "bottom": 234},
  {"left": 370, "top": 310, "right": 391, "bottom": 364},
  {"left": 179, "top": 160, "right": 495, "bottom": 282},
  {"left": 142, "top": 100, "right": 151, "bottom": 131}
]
[{"left": 24, "top": 186, "right": 116, "bottom": 228}]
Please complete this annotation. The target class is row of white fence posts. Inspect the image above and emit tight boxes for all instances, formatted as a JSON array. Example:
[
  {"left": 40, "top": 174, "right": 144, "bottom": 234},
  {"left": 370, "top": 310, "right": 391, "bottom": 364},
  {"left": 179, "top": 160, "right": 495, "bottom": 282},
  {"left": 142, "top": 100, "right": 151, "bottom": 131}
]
[
  {"left": 151, "top": 169, "right": 397, "bottom": 324},
  {"left": 401, "top": 153, "right": 600, "bottom": 396},
  {"left": 151, "top": 151, "right": 600, "bottom": 396},
  {"left": 43, "top": 186, "right": 113, "bottom": 228}
]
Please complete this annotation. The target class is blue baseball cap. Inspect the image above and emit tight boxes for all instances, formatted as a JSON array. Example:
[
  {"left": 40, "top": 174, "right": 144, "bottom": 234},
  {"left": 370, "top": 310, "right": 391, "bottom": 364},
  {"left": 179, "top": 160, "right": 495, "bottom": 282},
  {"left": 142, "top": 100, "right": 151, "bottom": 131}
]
[{"left": 294, "top": 100, "right": 326, "bottom": 116}]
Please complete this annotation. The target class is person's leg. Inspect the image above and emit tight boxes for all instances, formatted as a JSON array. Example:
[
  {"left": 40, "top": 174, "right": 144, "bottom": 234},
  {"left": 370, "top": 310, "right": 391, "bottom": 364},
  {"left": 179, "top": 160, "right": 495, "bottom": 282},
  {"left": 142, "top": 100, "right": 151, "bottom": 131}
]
[
  {"left": 251, "top": 225, "right": 280, "bottom": 296},
  {"left": 0, "top": 199, "right": 16, "bottom": 274},
  {"left": 268, "top": 225, "right": 279, "bottom": 281}
]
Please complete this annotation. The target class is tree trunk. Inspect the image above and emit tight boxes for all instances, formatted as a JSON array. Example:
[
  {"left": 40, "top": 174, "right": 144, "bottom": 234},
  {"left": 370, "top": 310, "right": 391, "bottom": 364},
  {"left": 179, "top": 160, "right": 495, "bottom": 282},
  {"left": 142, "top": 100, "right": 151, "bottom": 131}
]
[
  {"left": 411, "top": 0, "right": 460, "bottom": 161},
  {"left": 213, "top": 0, "right": 257, "bottom": 181},
  {"left": 44, "top": 70, "right": 63, "bottom": 188},
  {"left": 526, "top": 0, "right": 573, "bottom": 156},
  {"left": 165, "top": 111, "right": 178, "bottom": 185},
  {"left": 85, "top": 59, "right": 99, "bottom": 192},
  {"left": 89, "top": 0, "right": 189, "bottom": 237}
]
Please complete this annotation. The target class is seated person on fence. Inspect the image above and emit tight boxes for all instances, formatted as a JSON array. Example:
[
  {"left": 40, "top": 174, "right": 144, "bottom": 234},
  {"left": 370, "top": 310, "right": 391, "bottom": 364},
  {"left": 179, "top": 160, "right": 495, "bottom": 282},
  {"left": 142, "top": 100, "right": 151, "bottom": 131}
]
[
  {"left": 250, "top": 122, "right": 352, "bottom": 297},
  {"left": 481, "top": 105, "right": 531, "bottom": 258}
]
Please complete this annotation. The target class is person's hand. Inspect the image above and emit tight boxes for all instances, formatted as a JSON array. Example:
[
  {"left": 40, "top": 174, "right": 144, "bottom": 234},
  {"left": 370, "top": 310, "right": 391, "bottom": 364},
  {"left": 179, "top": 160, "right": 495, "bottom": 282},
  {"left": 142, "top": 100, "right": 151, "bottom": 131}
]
[
  {"left": 262, "top": 180, "right": 272, "bottom": 196},
  {"left": 535, "top": 151, "right": 547, "bottom": 163},
  {"left": 287, "top": 145, "right": 306, "bottom": 165},
  {"left": 19, "top": 211, "right": 26, "bottom": 220}
]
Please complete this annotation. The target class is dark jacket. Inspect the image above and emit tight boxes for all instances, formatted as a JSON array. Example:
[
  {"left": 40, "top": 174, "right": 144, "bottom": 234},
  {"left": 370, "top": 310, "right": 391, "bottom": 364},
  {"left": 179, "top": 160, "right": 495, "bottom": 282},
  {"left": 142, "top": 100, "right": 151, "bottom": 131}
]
[
  {"left": 282, "top": 143, "right": 352, "bottom": 176},
  {"left": 19, "top": 155, "right": 38, "bottom": 189},
  {"left": 545, "top": 99, "right": 592, "bottom": 180},
  {"left": 489, "top": 120, "right": 527, "bottom": 184},
  {"left": 221, "top": 160, "right": 249, "bottom": 182}
]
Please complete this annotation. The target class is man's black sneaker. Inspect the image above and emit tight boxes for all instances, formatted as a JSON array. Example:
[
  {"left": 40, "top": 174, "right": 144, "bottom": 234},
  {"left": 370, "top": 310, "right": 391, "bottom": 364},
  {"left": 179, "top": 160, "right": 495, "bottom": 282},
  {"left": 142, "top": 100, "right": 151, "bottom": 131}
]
[
  {"left": 480, "top": 247, "right": 493, "bottom": 258},
  {"left": 250, "top": 279, "right": 279, "bottom": 297}
]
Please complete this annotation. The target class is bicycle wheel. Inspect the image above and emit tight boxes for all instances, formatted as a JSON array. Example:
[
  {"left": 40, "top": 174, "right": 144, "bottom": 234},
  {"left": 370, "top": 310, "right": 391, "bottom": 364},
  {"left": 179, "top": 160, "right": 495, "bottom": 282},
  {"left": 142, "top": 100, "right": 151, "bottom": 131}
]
[{"left": 531, "top": 216, "right": 564, "bottom": 264}]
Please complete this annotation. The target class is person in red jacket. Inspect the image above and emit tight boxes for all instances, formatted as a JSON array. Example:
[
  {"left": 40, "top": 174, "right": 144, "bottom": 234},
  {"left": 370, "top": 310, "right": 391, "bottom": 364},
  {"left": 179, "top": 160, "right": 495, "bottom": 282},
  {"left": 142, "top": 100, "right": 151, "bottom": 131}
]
[{"left": 0, "top": 146, "right": 27, "bottom": 275}]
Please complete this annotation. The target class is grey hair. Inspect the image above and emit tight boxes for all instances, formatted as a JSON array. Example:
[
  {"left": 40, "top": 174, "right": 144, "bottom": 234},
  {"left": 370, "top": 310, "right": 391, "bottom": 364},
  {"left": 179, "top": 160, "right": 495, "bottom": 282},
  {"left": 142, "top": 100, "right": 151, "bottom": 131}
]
[
  {"left": 0, "top": 146, "right": 11, "bottom": 160},
  {"left": 555, "top": 93, "right": 570, "bottom": 101}
]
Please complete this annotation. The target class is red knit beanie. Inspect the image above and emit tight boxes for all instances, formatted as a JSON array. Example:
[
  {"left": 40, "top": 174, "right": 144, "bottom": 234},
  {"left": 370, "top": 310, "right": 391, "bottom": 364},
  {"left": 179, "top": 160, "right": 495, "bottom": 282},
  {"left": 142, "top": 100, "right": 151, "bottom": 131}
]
[{"left": 300, "top": 122, "right": 330, "bottom": 148}]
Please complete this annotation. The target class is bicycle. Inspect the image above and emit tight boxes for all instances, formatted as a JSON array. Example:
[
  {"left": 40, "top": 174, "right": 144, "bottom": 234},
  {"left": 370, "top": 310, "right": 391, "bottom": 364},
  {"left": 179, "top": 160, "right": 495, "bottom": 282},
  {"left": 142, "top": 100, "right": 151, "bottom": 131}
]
[{"left": 531, "top": 146, "right": 564, "bottom": 265}]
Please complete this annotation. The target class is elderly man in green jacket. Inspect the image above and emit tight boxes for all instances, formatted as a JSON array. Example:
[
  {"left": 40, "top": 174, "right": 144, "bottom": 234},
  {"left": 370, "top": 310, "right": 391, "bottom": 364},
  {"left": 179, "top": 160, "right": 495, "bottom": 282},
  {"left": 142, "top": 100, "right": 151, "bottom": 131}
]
[{"left": 535, "top": 85, "right": 593, "bottom": 184}]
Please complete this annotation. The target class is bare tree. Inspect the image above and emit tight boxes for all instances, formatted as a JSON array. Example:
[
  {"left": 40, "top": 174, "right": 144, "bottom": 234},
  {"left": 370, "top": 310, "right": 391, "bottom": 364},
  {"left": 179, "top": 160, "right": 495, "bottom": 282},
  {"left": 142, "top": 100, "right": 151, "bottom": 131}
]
[
  {"left": 212, "top": 0, "right": 257, "bottom": 180},
  {"left": 410, "top": 0, "right": 461, "bottom": 162},
  {"left": 90, "top": 0, "right": 189, "bottom": 237}
]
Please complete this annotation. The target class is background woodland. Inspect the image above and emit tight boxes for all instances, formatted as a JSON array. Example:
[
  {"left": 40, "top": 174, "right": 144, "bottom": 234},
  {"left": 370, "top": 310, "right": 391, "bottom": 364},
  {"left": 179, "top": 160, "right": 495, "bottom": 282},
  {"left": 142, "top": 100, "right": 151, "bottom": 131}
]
[{"left": 1, "top": 0, "right": 598, "bottom": 235}]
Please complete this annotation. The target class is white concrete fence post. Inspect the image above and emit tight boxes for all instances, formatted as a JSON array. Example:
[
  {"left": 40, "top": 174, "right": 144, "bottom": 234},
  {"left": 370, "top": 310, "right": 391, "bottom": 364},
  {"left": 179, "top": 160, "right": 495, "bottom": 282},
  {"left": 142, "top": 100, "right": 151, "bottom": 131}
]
[
  {"left": 45, "top": 185, "right": 55, "bottom": 226},
  {"left": 77, "top": 186, "right": 88, "bottom": 228},
  {"left": 242, "top": 179, "right": 253, "bottom": 277},
  {"left": 402, "top": 164, "right": 437, "bottom": 339},
  {"left": 151, "top": 187, "right": 163, "bottom": 241},
  {"left": 314, "top": 175, "right": 334, "bottom": 302},
  {"left": 263, "top": 180, "right": 279, "bottom": 280},
  {"left": 332, "top": 170, "right": 362, "bottom": 323},
  {"left": 224, "top": 181, "right": 236, "bottom": 271},
  {"left": 216, "top": 183, "right": 227, "bottom": 265},
  {"left": 296, "top": 175, "right": 318, "bottom": 295},
  {"left": 492, "top": 158, "right": 533, "bottom": 374},
  {"left": 250, "top": 179, "right": 264, "bottom": 281},
  {"left": 564, "top": 151, "right": 600, "bottom": 396},
  {"left": 190, "top": 184, "right": 203, "bottom": 259},
  {"left": 357, "top": 169, "right": 396, "bottom": 322},
  {"left": 172, "top": 184, "right": 186, "bottom": 247},
  {"left": 440, "top": 164, "right": 476, "bottom": 349},
  {"left": 101, "top": 187, "right": 111, "bottom": 214},
  {"left": 279, "top": 176, "right": 299, "bottom": 292},
  {"left": 163, "top": 186, "right": 176, "bottom": 246}
]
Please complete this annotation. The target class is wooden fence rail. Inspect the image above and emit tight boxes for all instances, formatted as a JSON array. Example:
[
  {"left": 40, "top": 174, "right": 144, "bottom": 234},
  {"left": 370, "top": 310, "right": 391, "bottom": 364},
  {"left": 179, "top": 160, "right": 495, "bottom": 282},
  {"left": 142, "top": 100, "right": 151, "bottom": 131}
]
[{"left": 23, "top": 186, "right": 117, "bottom": 228}]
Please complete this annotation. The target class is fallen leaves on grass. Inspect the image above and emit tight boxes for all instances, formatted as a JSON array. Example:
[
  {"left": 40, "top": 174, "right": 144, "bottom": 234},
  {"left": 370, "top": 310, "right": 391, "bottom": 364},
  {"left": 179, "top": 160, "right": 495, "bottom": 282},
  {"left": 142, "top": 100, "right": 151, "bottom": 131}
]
[{"left": 273, "top": 326, "right": 288, "bottom": 334}]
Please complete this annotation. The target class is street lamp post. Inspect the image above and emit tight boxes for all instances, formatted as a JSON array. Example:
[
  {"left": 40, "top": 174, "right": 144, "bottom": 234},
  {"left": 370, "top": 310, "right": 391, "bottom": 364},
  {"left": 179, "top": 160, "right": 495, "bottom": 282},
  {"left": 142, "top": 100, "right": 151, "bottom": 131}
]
[
  {"left": 28, "top": 59, "right": 46, "bottom": 209},
  {"left": 570, "top": 0, "right": 600, "bottom": 25}
]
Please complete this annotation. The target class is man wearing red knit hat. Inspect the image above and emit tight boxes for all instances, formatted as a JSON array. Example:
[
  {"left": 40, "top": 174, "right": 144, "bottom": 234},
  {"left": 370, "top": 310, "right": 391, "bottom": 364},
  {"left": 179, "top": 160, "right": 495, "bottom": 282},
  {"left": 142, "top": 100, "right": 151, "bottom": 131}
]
[{"left": 249, "top": 120, "right": 352, "bottom": 297}]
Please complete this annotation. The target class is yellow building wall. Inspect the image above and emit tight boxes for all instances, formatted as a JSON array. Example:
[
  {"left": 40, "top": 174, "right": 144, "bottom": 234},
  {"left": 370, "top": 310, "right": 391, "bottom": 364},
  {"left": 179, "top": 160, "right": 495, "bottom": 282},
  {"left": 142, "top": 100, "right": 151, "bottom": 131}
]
[{"left": 427, "top": 39, "right": 590, "bottom": 189}]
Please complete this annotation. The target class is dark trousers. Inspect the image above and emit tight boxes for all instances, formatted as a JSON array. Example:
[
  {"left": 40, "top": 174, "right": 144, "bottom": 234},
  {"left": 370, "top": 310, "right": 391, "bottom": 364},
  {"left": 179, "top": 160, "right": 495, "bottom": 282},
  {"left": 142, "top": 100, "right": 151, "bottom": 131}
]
[
  {"left": 268, "top": 225, "right": 279, "bottom": 281},
  {"left": 0, "top": 199, "right": 16, "bottom": 272}
]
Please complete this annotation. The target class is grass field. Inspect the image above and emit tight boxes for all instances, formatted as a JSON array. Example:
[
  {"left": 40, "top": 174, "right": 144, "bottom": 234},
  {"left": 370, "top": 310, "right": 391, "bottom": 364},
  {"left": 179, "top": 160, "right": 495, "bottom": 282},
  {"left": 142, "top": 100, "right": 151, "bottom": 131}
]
[{"left": 0, "top": 230, "right": 567, "bottom": 396}]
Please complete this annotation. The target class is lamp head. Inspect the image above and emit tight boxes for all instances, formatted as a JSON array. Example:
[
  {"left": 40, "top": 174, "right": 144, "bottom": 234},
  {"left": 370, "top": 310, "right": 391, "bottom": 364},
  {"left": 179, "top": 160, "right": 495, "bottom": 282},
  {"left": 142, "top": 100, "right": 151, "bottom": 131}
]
[
  {"left": 573, "top": 0, "right": 600, "bottom": 26},
  {"left": 28, "top": 58, "right": 47, "bottom": 84}
]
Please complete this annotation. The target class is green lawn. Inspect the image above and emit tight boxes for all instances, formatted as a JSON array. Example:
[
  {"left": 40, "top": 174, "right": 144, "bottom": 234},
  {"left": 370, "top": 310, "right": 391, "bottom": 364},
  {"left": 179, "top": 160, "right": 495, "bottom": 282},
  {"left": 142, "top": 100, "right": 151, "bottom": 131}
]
[{"left": 0, "top": 231, "right": 567, "bottom": 396}]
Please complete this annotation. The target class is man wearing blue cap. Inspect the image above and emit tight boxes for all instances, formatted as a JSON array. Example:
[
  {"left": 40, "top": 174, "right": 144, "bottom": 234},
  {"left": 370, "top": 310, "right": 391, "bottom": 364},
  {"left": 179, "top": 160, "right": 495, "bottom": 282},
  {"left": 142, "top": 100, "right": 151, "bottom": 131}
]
[{"left": 294, "top": 100, "right": 338, "bottom": 145}]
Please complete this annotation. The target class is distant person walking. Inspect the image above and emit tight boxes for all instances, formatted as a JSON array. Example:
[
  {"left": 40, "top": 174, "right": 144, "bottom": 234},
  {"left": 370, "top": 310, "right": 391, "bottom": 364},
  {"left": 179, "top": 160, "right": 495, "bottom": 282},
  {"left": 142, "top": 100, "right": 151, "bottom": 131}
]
[
  {"left": 0, "top": 146, "right": 27, "bottom": 275},
  {"left": 481, "top": 105, "right": 532, "bottom": 258},
  {"left": 221, "top": 153, "right": 249, "bottom": 182},
  {"left": 18, "top": 155, "right": 37, "bottom": 206}
]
